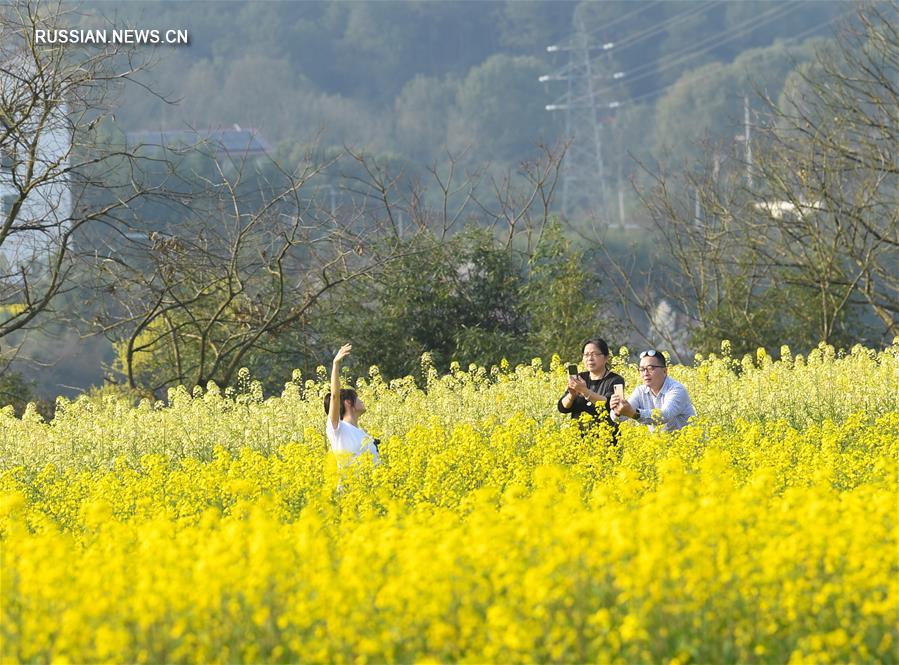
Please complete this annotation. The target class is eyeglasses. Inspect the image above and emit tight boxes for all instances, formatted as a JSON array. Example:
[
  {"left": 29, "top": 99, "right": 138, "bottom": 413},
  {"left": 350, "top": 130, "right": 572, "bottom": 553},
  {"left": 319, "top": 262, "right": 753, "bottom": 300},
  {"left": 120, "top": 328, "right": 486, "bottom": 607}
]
[
  {"left": 582, "top": 352, "right": 606, "bottom": 358},
  {"left": 638, "top": 365, "right": 664, "bottom": 373}
]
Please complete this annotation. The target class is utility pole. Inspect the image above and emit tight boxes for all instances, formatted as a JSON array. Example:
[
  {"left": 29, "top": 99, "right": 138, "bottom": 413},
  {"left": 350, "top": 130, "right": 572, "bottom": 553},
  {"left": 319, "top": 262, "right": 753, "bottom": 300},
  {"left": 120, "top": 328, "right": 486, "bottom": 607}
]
[
  {"left": 541, "top": 21, "right": 623, "bottom": 220},
  {"left": 694, "top": 187, "right": 702, "bottom": 227},
  {"left": 744, "top": 94, "right": 753, "bottom": 188}
]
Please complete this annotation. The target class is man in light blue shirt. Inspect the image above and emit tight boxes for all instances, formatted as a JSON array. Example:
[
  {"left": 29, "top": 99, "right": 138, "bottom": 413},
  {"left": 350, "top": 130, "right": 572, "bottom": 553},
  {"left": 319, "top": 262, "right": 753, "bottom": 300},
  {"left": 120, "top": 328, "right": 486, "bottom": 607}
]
[{"left": 610, "top": 349, "right": 696, "bottom": 432}]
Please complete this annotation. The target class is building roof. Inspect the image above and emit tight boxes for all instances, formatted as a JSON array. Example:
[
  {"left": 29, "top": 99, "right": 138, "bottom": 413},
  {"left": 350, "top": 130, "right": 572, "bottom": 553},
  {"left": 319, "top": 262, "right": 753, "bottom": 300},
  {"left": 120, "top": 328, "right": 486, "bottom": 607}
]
[{"left": 126, "top": 125, "right": 271, "bottom": 156}]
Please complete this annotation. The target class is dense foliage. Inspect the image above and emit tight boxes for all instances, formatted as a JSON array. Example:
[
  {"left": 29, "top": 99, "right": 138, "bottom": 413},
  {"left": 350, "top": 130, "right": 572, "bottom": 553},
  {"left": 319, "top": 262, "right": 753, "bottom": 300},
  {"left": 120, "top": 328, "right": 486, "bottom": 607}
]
[
  {"left": 322, "top": 226, "right": 610, "bottom": 381},
  {"left": 7, "top": 0, "right": 880, "bottom": 400},
  {"left": 83, "top": 1, "right": 845, "bottom": 183},
  {"left": 2, "top": 341, "right": 897, "bottom": 662}
]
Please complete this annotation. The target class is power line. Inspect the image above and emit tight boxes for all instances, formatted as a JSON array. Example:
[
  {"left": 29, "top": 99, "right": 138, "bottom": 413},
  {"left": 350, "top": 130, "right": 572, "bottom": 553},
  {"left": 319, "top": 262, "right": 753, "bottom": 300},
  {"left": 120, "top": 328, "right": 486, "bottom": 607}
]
[
  {"left": 540, "top": 1, "right": 845, "bottom": 218},
  {"left": 595, "top": 1, "right": 807, "bottom": 100},
  {"left": 542, "top": 3, "right": 721, "bottom": 219},
  {"left": 618, "top": 9, "right": 850, "bottom": 108},
  {"left": 604, "top": 2, "right": 716, "bottom": 54},
  {"left": 547, "top": 1, "right": 810, "bottom": 112},
  {"left": 551, "top": 1, "right": 662, "bottom": 51},
  {"left": 547, "top": 2, "right": 711, "bottom": 57},
  {"left": 609, "top": 1, "right": 805, "bottom": 83}
]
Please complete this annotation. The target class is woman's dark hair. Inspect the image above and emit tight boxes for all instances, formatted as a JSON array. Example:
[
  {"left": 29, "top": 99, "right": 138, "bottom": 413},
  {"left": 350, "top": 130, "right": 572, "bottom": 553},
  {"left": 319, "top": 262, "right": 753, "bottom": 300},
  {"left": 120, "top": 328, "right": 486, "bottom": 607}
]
[
  {"left": 581, "top": 337, "right": 610, "bottom": 356},
  {"left": 324, "top": 388, "right": 358, "bottom": 419}
]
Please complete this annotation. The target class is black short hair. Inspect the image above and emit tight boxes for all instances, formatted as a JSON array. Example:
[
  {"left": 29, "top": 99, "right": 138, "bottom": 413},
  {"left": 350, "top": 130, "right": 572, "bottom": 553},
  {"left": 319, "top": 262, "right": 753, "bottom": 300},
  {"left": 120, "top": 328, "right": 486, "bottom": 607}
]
[
  {"left": 581, "top": 337, "right": 611, "bottom": 357},
  {"left": 324, "top": 388, "right": 358, "bottom": 419},
  {"left": 639, "top": 349, "right": 667, "bottom": 367}
]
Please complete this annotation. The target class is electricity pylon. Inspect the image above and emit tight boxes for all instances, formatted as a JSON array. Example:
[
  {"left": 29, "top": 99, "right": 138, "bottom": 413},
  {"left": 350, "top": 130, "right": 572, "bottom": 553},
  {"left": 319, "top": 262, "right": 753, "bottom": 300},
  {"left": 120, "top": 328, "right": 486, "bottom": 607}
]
[{"left": 542, "top": 20, "right": 623, "bottom": 220}]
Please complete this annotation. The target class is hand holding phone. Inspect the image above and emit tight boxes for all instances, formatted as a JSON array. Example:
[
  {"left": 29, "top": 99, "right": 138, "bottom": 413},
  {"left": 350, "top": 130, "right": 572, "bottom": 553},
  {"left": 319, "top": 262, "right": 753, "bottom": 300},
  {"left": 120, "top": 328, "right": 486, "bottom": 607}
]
[
  {"left": 567, "top": 363, "right": 579, "bottom": 376},
  {"left": 610, "top": 384, "right": 625, "bottom": 411}
]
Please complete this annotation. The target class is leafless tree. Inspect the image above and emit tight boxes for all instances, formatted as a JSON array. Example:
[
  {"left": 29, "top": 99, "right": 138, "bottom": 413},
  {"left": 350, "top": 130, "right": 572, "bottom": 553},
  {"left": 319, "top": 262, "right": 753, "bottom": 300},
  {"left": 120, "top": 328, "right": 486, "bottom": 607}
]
[
  {"left": 340, "top": 141, "right": 566, "bottom": 249},
  {"left": 753, "top": 0, "right": 898, "bottom": 338},
  {"left": 594, "top": 143, "right": 783, "bottom": 361},
  {"left": 594, "top": 2, "right": 898, "bottom": 357},
  {"left": 0, "top": 0, "right": 166, "bottom": 342},
  {"left": 471, "top": 143, "right": 566, "bottom": 254},
  {"left": 81, "top": 143, "right": 427, "bottom": 392}
]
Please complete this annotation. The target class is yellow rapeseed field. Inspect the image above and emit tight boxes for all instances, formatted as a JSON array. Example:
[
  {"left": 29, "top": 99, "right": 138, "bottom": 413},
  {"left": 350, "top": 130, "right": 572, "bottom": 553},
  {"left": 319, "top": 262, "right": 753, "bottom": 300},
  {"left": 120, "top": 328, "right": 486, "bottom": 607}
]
[{"left": 1, "top": 342, "right": 898, "bottom": 663}]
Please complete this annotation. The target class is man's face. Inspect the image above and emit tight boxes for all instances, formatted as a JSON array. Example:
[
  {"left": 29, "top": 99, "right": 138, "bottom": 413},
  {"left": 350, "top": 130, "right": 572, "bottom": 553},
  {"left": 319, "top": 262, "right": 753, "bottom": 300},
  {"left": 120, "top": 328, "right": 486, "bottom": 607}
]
[{"left": 638, "top": 357, "right": 667, "bottom": 391}]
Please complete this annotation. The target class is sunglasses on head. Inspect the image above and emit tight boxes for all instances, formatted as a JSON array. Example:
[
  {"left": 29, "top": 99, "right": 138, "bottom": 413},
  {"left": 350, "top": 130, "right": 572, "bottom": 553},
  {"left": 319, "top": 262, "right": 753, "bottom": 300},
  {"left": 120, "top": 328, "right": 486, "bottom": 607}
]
[{"left": 639, "top": 349, "right": 667, "bottom": 365}]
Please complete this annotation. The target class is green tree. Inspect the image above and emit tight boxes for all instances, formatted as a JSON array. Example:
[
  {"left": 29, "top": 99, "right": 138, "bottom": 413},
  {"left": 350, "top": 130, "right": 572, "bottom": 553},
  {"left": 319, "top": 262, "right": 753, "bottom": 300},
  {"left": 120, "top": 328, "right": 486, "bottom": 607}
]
[
  {"left": 326, "top": 223, "right": 612, "bottom": 380},
  {"left": 393, "top": 76, "right": 458, "bottom": 166},
  {"left": 651, "top": 40, "right": 819, "bottom": 170},
  {"left": 335, "top": 2, "right": 499, "bottom": 103},
  {"left": 451, "top": 55, "right": 553, "bottom": 163},
  {"left": 498, "top": 1, "right": 574, "bottom": 54},
  {"left": 326, "top": 228, "right": 527, "bottom": 379},
  {"left": 524, "top": 224, "right": 615, "bottom": 362}
]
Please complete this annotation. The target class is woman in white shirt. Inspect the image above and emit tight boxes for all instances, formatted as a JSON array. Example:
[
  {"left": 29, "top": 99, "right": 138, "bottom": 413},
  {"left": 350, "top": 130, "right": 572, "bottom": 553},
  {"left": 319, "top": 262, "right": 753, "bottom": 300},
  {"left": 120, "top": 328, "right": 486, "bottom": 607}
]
[{"left": 324, "top": 343, "right": 380, "bottom": 461}]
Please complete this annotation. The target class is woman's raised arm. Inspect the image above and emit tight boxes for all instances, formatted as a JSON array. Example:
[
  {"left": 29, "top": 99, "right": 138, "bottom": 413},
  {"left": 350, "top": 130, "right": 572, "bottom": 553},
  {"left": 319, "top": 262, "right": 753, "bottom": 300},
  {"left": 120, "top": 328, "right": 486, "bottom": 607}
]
[{"left": 328, "top": 343, "right": 353, "bottom": 429}]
